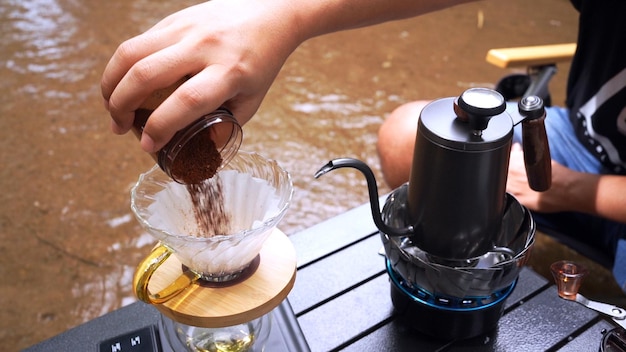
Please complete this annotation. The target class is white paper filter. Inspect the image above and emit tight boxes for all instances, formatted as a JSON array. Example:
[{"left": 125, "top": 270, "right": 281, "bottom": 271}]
[{"left": 147, "top": 169, "right": 281, "bottom": 277}]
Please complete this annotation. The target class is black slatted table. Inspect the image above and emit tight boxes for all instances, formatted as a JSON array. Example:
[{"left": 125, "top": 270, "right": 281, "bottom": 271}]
[{"left": 25, "top": 200, "right": 620, "bottom": 352}]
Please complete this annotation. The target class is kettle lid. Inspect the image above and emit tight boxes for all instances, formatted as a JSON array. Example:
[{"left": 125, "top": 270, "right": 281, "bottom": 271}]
[{"left": 418, "top": 89, "right": 513, "bottom": 152}]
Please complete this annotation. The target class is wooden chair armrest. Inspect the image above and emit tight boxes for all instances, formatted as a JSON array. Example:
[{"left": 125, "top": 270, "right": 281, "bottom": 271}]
[{"left": 486, "top": 43, "right": 576, "bottom": 68}]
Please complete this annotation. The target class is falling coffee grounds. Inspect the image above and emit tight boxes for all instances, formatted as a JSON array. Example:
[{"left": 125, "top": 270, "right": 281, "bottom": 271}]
[
  {"left": 134, "top": 105, "right": 233, "bottom": 235},
  {"left": 187, "top": 178, "right": 232, "bottom": 238},
  {"left": 179, "top": 131, "right": 233, "bottom": 237}
]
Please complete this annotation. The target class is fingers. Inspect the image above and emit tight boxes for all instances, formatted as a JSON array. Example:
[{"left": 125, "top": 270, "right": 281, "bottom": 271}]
[
  {"left": 102, "top": 23, "right": 197, "bottom": 132},
  {"left": 101, "top": 29, "right": 170, "bottom": 103},
  {"left": 103, "top": 33, "right": 214, "bottom": 133},
  {"left": 139, "top": 64, "right": 237, "bottom": 152},
  {"left": 100, "top": 2, "right": 212, "bottom": 114},
  {"left": 100, "top": 1, "right": 279, "bottom": 153}
]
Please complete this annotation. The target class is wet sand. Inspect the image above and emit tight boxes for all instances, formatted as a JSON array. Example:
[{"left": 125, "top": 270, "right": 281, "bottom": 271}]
[{"left": 1, "top": 0, "right": 623, "bottom": 350}]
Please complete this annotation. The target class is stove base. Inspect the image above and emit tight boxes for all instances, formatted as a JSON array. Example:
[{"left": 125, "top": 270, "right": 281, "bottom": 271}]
[{"left": 388, "top": 261, "right": 516, "bottom": 340}]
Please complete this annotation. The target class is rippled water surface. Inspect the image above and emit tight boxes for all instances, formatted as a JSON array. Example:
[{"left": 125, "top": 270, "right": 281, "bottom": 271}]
[{"left": 0, "top": 0, "right": 580, "bottom": 349}]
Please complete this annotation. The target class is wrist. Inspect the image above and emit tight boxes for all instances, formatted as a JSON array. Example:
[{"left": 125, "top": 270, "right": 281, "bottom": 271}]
[{"left": 564, "top": 170, "right": 598, "bottom": 215}]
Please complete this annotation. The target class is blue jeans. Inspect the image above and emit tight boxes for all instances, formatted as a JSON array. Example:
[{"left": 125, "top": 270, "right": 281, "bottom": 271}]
[{"left": 511, "top": 104, "right": 626, "bottom": 292}]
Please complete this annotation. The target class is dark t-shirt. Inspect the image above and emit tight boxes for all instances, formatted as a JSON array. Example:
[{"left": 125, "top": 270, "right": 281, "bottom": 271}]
[{"left": 567, "top": 0, "right": 626, "bottom": 174}]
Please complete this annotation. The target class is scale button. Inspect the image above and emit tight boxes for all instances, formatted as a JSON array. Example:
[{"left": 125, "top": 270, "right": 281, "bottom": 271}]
[{"left": 98, "top": 325, "right": 159, "bottom": 352}]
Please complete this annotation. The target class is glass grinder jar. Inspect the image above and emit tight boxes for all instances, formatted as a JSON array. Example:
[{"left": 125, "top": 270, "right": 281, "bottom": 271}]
[{"left": 132, "top": 77, "right": 243, "bottom": 184}]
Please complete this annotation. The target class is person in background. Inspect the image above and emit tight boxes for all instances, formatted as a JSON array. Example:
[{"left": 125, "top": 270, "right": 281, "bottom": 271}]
[{"left": 101, "top": 0, "right": 626, "bottom": 292}]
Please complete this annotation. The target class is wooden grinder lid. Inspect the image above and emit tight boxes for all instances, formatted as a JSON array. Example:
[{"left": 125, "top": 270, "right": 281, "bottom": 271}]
[{"left": 148, "top": 229, "right": 296, "bottom": 327}]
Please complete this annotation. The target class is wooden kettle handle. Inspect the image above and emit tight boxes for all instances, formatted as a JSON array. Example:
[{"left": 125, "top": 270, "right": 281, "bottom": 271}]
[{"left": 520, "top": 103, "right": 552, "bottom": 192}]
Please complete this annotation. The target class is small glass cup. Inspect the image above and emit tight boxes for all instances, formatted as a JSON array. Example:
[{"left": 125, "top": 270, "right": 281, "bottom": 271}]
[{"left": 550, "top": 260, "right": 588, "bottom": 299}]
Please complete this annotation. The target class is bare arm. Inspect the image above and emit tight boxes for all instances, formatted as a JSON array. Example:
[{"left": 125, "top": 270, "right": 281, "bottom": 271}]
[
  {"left": 101, "top": 0, "right": 474, "bottom": 153},
  {"left": 574, "top": 168, "right": 626, "bottom": 223}
]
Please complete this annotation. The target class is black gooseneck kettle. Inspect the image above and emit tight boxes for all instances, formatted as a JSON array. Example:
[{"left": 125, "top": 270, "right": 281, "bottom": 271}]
[{"left": 316, "top": 87, "right": 550, "bottom": 262}]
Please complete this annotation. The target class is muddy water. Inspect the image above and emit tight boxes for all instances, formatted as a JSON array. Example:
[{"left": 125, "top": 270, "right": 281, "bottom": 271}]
[{"left": 0, "top": 0, "right": 580, "bottom": 349}]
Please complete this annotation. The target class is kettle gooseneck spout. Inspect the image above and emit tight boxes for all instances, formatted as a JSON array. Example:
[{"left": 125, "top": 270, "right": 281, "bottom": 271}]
[{"left": 315, "top": 158, "right": 413, "bottom": 237}]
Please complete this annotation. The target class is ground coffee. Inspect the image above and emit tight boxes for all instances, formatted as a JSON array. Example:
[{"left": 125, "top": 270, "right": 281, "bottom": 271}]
[
  {"left": 135, "top": 109, "right": 230, "bottom": 236},
  {"left": 187, "top": 178, "right": 232, "bottom": 238},
  {"left": 167, "top": 119, "right": 230, "bottom": 237},
  {"left": 133, "top": 109, "right": 224, "bottom": 184},
  {"left": 169, "top": 130, "right": 223, "bottom": 185}
]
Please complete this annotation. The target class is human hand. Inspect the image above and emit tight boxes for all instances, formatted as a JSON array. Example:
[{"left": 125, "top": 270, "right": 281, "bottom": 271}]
[
  {"left": 101, "top": 0, "right": 302, "bottom": 153},
  {"left": 507, "top": 143, "right": 573, "bottom": 213}
]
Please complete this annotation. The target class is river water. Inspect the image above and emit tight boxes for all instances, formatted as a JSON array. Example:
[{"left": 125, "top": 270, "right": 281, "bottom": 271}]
[{"left": 0, "top": 0, "right": 582, "bottom": 349}]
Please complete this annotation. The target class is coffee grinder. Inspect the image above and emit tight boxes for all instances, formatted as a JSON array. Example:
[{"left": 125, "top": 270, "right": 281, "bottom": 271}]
[{"left": 315, "top": 88, "right": 550, "bottom": 340}]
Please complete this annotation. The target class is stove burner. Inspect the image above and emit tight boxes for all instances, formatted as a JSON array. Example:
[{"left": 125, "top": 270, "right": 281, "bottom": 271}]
[
  {"left": 387, "top": 260, "right": 516, "bottom": 311},
  {"left": 387, "top": 260, "right": 516, "bottom": 340},
  {"left": 378, "top": 191, "right": 534, "bottom": 339},
  {"left": 313, "top": 154, "right": 538, "bottom": 340}
]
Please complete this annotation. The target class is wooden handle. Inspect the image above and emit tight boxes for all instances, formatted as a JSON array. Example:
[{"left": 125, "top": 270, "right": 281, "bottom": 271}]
[
  {"left": 150, "top": 229, "right": 297, "bottom": 328},
  {"left": 486, "top": 43, "right": 576, "bottom": 68},
  {"left": 522, "top": 116, "right": 552, "bottom": 191}
]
